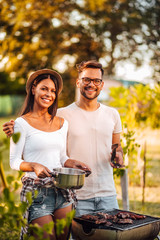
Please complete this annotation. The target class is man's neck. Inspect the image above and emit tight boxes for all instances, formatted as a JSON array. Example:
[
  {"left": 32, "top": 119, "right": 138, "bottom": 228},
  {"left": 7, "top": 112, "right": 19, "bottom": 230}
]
[{"left": 76, "top": 98, "right": 100, "bottom": 111}]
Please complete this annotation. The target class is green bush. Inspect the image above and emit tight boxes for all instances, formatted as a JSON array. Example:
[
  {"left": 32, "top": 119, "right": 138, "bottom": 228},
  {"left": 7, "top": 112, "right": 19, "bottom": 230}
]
[
  {"left": 0, "top": 134, "right": 75, "bottom": 239},
  {"left": 0, "top": 174, "right": 75, "bottom": 240}
]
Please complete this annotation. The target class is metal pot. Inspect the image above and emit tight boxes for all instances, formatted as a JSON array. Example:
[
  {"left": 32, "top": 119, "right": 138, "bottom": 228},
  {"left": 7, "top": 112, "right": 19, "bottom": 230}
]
[{"left": 50, "top": 167, "right": 87, "bottom": 189}]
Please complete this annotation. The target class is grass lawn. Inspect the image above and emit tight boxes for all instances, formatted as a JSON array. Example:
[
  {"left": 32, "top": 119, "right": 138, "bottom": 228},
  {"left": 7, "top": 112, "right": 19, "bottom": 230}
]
[{"left": 117, "top": 186, "right": 160, "bottom": 217}]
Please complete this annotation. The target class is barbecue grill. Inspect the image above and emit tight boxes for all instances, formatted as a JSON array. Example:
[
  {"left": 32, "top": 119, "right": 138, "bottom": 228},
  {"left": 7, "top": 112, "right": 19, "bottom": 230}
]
[{"left": 72, "top": 209, "right": 160, "bottom": 240}]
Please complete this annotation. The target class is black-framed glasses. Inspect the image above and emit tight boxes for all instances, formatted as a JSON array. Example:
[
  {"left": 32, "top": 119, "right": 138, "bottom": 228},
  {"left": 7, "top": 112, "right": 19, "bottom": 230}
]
[{"left": 80, "top": 77, "right": 102, "bottom": 86}]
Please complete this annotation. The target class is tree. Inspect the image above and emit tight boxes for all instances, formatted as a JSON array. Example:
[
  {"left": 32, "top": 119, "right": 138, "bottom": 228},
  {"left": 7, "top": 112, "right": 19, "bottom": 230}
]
[
  {"left": 0, "top": 72, "right": 25, "bottom": 94},
  {"left": 0, "top": 0, "right": 159, "bottom": 104},
  {"left": 143, "top": 0, "right": 160, "bottom": 82}
]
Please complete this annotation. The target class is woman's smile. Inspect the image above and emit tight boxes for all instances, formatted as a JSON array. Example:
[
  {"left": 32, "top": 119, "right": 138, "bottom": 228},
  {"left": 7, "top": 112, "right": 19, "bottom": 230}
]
[
  {"left": 33, "top": 78, "right": 56, "bottom": 108},
  {"left": 41, "top": 97, "right": 52, "bottom": 102}
]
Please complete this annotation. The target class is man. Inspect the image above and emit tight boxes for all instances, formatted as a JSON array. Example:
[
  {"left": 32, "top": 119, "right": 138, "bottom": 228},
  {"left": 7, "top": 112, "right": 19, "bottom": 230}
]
[
  {"left": 3, "top": 60, "right": 124, "bottom": 217},
  {"left": 57, "top": 60, "right": 124, "bottom": 216}
]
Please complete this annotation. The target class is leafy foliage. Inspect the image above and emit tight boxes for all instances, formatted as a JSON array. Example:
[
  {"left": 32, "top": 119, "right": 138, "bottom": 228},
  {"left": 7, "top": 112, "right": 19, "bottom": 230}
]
[
  {"left": 108, "top": 84, "right": 160, "bottom": 185},
  {"left": 0, "top": 136, "right": 10, "bottom": 188},
  {"left": 0, "top": 132, "right": 75, "bottom": 239},
  {"left": 12, "top": 132, "right": 21, "bottom": 144},
  {"left": 0, "top": 175, "right": 28, "bottom": 240},
  {"left": 0, "top": 173, "right": 75, "bottom": 239},
  {"left": 0, "top": 0, "right": 159, "bottom": 104},
  {"left": 109, "top": 84, "right": 160, "bottom": 129}
]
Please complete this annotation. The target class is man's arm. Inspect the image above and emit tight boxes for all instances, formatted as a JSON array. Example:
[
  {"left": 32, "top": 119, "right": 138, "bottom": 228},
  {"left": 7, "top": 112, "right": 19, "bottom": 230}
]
[
  {"left": 64, "top": 159, "right": 91, "bottom": 171},
  {"left": 2, "top": 120, "right": 15, "bottom": 137},
  {"left": 111, "top": 133, "right": 124, "bottom": 168}
]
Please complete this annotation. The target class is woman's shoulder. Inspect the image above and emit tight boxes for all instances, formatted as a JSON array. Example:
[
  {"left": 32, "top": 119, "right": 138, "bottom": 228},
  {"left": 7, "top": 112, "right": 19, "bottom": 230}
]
[
  {"left": 59, "top": 117, "right": 68, "bottom": 132},
  {"left": 15, "top": 116, "right": 25, "bottom": 124},
  {"left": 58, "top": 117, "right": 68, "bottom": 128},
  {"left": 53, "top": 116, "right": 68, "bottom": 130},
  {"left": 14, "top": 117, "right": 28, "bottom": 133},
  {"left": 15, "top": 116, "right": 32, "bottom": 129}
]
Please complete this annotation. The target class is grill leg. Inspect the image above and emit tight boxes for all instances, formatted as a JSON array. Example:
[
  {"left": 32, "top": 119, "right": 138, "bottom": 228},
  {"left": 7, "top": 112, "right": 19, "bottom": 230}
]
[{"left": 66, "top": 222, "right": 72, "bottom": 240}]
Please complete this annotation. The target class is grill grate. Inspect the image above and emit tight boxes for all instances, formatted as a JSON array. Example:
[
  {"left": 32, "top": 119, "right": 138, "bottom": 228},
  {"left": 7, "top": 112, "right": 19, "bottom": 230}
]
[{"left": 74, "top": 208, "right": 160, "bottom": 231}]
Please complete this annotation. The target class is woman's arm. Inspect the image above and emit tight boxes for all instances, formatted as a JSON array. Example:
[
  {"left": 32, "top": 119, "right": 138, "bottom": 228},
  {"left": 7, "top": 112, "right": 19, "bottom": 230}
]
[
  {"left": 20, "top": 162, "right": 51, "bottom": 178},
  {"left": 60, "top": 120, "right": 69, "bottom": 166},
  {"left": 10, "top": 121, "right": 51, "bottom": 178},
  {"left": 10, "top": 121, "right": 26, "bottom": 170}
]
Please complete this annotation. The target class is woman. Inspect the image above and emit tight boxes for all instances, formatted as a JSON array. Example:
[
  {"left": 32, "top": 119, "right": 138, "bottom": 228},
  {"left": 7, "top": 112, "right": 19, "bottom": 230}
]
[{"left": 10, "top": 69, "right": 90, "bottom": 240}]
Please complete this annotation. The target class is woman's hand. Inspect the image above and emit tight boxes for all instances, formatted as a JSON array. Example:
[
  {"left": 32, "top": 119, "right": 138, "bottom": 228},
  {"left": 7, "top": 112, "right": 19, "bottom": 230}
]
[
  {"left": 2, "top": 120, "right": 15, "bottom": 137},
  {"left": 20, "top": 162, "right": 51, "bottom": 178},
  {"left": 64, "top": 159, "right": 91, "bottom": 173},
  {"left": 33, "top": 163, "right": 52, "bottom": 178}
]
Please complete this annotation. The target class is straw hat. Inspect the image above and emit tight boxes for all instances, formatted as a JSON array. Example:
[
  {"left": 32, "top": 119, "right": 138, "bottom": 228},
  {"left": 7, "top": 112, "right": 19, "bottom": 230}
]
[{"left": 26, "top": 69, "right": 63, "bottom": 94}]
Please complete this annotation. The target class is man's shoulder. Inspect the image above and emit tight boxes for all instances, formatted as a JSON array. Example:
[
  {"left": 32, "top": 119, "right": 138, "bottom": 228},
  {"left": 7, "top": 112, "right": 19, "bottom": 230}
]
[
  {"left": 100, "top": 104, "right": 121, "bottom": 119},
  {"left": 100, "top": 103, "right": 118, "bottom": 113},
  {"left": 58, "top": 102, "right": 75, "bottom": 112},
  {"left": 57, "top": 102, "right": 76, "bottom": 117}
]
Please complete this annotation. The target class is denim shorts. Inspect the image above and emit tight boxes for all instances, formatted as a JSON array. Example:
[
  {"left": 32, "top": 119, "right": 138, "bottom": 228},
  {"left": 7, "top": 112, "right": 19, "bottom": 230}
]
[
  {"left": 28, "top": 187, "right": 73, "bottom": 223},
  {"left": 75, "top": 195, "right": 119, "bottom": 217}
]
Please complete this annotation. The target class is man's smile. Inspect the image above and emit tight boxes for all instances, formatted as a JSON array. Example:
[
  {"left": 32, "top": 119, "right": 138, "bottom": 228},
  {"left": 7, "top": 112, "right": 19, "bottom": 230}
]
[{"left": 84, "top": 87, "right": 97, "bottom": 92}]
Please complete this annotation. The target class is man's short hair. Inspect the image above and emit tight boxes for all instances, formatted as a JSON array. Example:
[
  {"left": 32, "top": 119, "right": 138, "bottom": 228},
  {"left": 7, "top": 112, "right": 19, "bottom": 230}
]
[{"left": 76, "top": 60, "right": 104, "bottom": 76}]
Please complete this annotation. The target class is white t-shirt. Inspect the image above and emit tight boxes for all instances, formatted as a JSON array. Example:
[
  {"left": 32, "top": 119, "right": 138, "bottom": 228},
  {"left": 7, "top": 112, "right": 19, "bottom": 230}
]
[
  {"left": 57, "top": 103, "right": 122, "bottom": 200},
  {"left": 10, "top": 117, "right": 68, "bottom": 179}
]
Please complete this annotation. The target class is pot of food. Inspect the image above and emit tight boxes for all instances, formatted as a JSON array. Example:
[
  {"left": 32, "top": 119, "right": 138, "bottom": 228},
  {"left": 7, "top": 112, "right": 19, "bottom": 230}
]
[{"left": 50, "top": 167, "right": 91, "bottom": 189}]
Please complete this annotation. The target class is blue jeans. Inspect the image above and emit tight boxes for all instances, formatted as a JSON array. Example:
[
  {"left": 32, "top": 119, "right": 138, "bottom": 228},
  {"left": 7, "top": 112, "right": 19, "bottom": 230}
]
[{"left": 75, "top": 195, "right": 119, "bottom": 217}]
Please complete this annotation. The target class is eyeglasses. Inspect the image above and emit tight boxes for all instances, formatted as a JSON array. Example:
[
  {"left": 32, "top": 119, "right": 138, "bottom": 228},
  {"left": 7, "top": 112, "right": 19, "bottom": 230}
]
[{"left": 80, "top": 77, "right": 102, "bottom": 86}]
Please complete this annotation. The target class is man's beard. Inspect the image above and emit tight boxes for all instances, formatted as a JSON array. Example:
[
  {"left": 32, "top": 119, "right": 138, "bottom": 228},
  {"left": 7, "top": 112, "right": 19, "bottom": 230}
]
[{"left": 80, "top": 87, "right": 100, "bottom": 100}]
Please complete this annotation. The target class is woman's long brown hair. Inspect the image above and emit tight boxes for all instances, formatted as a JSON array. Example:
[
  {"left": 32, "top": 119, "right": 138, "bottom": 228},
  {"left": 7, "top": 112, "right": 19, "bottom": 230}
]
[{"left": 20, "top": 74, "right": 60, "bottom": 120}]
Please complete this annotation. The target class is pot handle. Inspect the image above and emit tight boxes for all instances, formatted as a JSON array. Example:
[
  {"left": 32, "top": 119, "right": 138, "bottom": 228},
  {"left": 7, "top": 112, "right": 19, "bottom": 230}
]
[
  {"left": 85, "top": 170, "right": 92, "bottom": 177},
  {"left": 76, "top": 165, "right": 92, "bottom": 177},
  {"left": 49, "top": 171, "right": 59, "bottom": 178}
]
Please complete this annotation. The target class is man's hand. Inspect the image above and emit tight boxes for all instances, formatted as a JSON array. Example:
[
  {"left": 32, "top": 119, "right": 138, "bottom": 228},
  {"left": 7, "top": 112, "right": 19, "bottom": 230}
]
[
  {"left": 2, "top": 120, "right": 15, "bottom": 137},
  {"left": 110, "top": 145, "right": 125, "bottom": 168},
  {"left": 64, "top": 159, "right": 91, "bottom": 174},
  {"left": 110, "top": 151, "right": 124, "bottom": 168}
]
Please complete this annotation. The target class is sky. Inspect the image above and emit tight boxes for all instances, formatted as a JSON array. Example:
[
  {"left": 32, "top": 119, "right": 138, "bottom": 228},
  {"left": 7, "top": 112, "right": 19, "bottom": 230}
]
[{"left": 115, "top": 62, "right": 154, "bottom": 84}]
